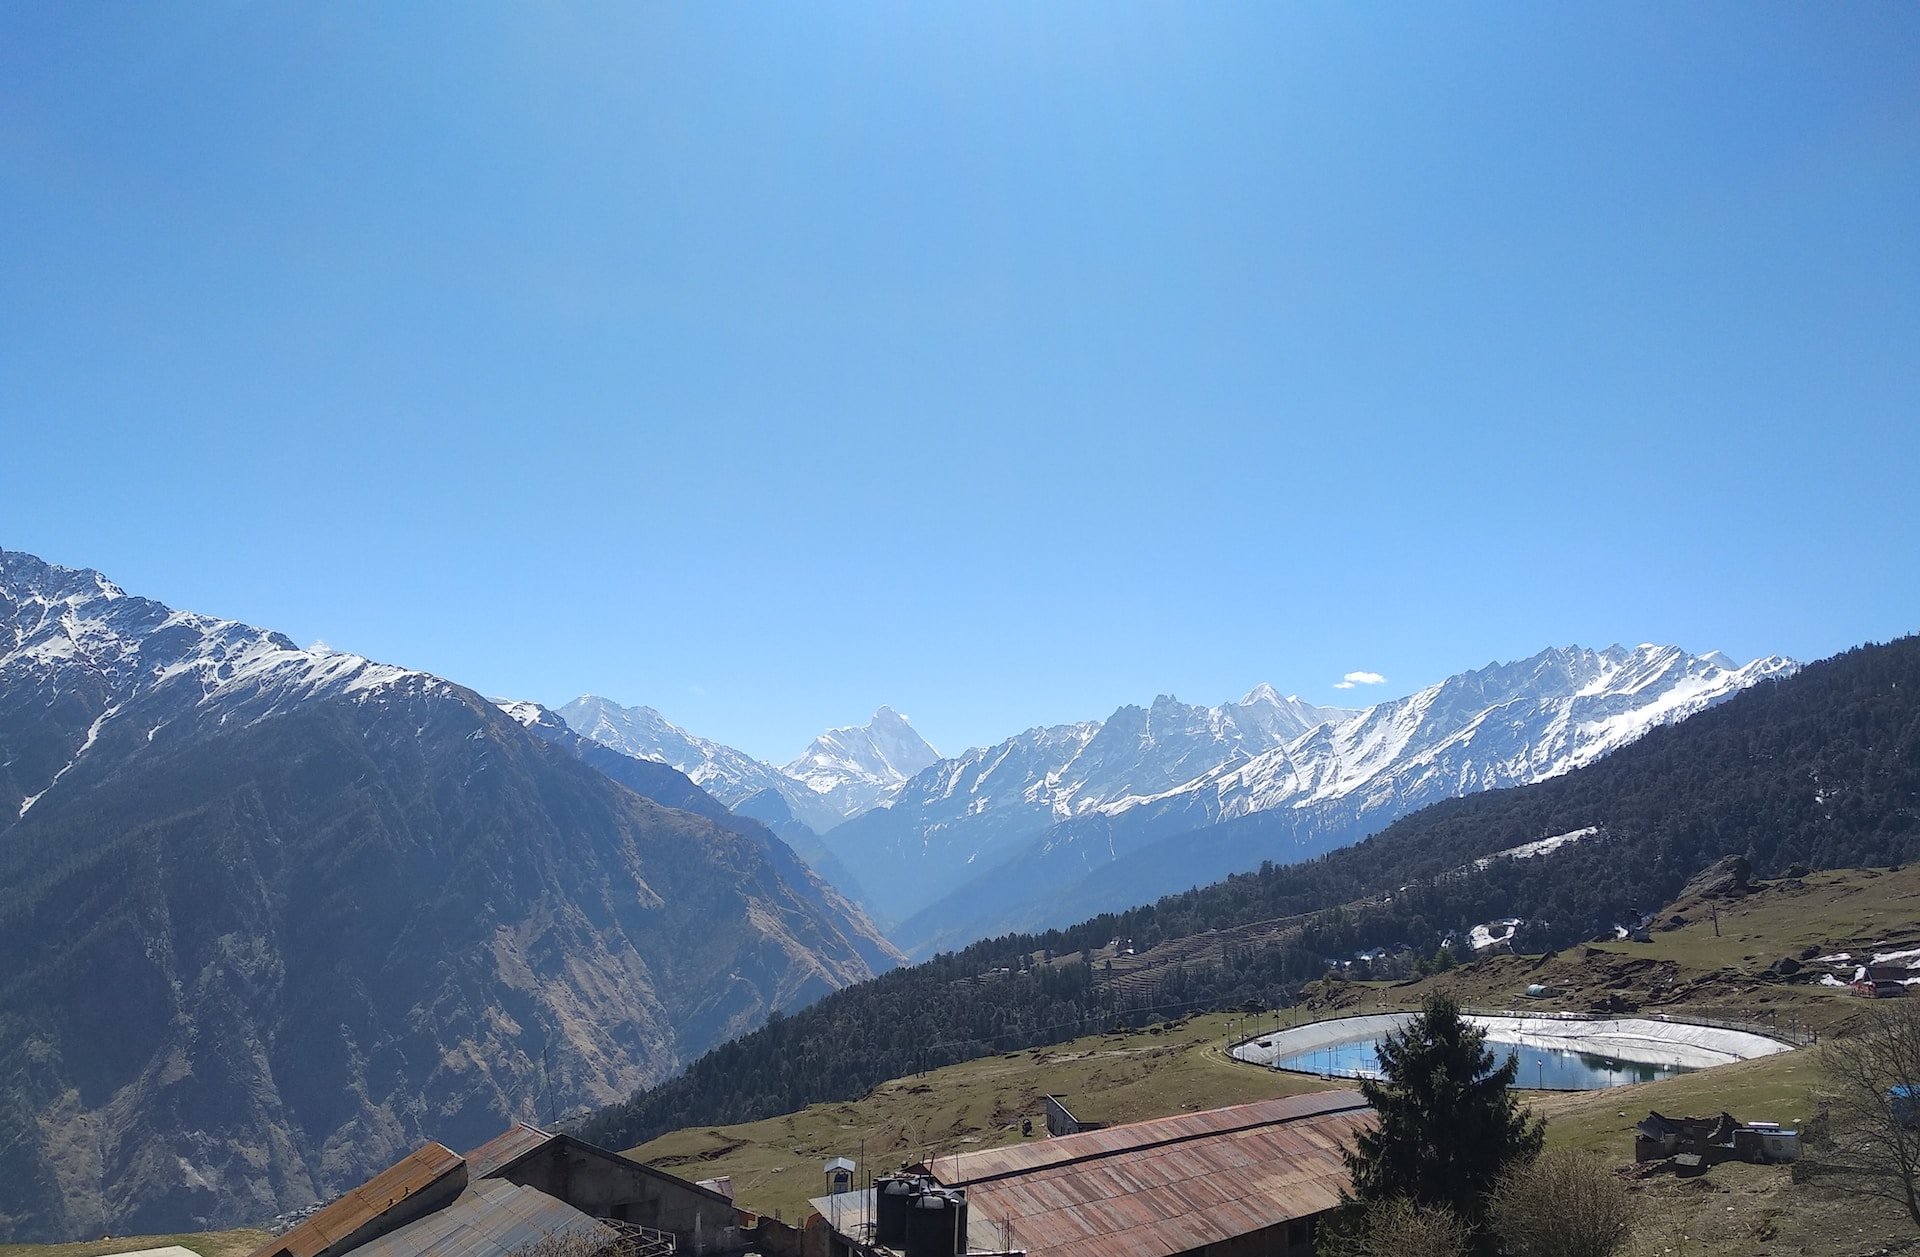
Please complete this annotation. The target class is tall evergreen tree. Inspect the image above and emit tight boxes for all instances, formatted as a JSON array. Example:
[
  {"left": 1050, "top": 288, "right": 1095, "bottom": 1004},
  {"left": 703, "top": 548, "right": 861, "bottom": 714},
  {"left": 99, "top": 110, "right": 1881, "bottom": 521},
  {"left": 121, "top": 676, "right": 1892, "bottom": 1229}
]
[{"left": 1341, "top": 994, "right": 1545, "bottom": 1227}]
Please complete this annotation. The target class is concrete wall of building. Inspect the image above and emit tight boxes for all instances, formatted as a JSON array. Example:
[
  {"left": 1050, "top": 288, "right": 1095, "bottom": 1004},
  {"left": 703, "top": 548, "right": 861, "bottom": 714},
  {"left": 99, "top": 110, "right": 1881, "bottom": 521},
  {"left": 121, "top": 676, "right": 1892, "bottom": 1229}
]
[{"left": 493, "top": 1140, "right": 748, "bottom": 1256}]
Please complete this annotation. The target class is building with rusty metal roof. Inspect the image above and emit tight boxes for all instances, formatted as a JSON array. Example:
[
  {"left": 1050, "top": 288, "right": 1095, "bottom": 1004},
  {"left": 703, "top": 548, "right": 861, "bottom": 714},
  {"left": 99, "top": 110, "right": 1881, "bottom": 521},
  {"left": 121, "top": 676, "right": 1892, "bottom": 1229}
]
[
  {"left": 250, "top": 1125, "right": 753, "bottom": 1257},
  {"left": 809, "top": 1090, "right": 1371, "bottom": 1257}
]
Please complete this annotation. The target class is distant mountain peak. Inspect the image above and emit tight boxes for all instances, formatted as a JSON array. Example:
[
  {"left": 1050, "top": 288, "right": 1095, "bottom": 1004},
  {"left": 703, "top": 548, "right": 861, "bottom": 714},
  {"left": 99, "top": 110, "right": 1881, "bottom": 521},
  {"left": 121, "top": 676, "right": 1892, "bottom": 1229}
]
[{"left": 784, "top": 706, "right": 940, "bottom": 816}]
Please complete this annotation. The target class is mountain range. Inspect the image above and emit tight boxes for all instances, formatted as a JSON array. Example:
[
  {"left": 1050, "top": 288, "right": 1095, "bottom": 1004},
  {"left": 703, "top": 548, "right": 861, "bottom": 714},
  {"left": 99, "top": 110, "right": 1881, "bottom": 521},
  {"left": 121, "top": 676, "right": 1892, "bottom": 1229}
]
[
  {"left": 558, "top": 647, "right": 1789, "bottom": 956},
  {"left": 0, "top": 550, "right": 895, "bottom": 1240},
  {"left": 0, "top": 543, "right": 1804, "bottom": 1240},
  {"left": 857, "top": 644, "right": 1795, "bottom": 954},
  {"left": 555, "top": 695, "right": 939, "bottom": 834}
]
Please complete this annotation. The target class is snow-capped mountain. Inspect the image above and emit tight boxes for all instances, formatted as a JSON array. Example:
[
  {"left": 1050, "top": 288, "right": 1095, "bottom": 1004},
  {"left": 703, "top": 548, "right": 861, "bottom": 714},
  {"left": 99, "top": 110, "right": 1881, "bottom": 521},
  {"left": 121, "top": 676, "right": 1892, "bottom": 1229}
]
[
  {"left": 556, "top": 692, "right": 819, "bottom": 813},
  {"left": 819, "top": 684, "right": 1356, "bottom": 921},
  {"left": 822, "top": 645, "right": 1795, "bottom": 951},
  {"left": 1078, "top": 643, "right": 1796, "bottom": 832},
  {"left": 782, "top": 705, "right": 940, "bottom": 817},
  {"left": 0, "top": 551, "right": 452, "bottom": 824},
  {"left": 556, "top": 695, "right": 935, "bottom": 833},
  {"left": 0, "top": 550, "right": 895, "bottom": 1240}
]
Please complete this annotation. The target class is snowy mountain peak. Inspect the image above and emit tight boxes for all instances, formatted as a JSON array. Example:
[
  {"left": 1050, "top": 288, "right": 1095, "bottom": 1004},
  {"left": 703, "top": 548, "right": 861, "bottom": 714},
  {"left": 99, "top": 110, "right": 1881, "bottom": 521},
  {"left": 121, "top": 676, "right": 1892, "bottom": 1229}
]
[
  {"left": 783, "top": 706, "right": 941, "bottom": 816},
  {"left": 1239, "top": 682, "right": 1285, "bottom": 705},
  {"left": 0, "top": 550, "right": 452, "bottom": 826},
  {"left": 0, "top": 550, "right": 439, "bottom": 715},
  {"left": 493, "top": 697, "right": 570, "bottom": 737}
]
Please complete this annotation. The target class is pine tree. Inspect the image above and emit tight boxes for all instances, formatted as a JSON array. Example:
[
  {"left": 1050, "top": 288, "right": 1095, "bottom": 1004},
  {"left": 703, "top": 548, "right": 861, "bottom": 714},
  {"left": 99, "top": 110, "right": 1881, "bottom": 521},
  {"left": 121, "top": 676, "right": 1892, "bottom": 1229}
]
[{"left": 1341, "top": 993, "right": 1545, "bottom": 1228}]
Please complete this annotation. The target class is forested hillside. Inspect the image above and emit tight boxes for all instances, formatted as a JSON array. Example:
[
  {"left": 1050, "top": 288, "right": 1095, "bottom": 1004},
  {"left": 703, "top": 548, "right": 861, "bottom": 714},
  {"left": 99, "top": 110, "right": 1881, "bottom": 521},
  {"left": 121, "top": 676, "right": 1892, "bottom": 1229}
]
[{"left": 578, "top": 634, "right": 1919, "bottom": 1151}]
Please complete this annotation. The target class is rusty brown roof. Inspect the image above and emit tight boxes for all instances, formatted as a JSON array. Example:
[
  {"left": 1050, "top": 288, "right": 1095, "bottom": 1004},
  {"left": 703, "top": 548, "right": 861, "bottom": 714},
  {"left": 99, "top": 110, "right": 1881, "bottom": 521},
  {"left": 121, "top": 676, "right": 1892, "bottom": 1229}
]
[
  {"left": 250, "top": 1144, "right": 466, "bottom": 1257},
  {"left": 347, "top": 1179, "right": 610, "bottom": 1257},
  {"left": 464, "top": 1124, "right": 556, "bottom": 1180},
  {"left": 922, "top": 1091, "right": 1371, "bottom": 1257}
]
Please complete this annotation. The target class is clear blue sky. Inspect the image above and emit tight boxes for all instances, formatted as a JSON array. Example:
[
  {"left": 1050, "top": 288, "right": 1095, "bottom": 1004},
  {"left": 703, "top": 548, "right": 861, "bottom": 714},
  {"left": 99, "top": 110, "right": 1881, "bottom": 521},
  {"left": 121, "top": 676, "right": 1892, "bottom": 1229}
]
[{"left": 3, "top": 4, "right": 1916, "bottom": 762}]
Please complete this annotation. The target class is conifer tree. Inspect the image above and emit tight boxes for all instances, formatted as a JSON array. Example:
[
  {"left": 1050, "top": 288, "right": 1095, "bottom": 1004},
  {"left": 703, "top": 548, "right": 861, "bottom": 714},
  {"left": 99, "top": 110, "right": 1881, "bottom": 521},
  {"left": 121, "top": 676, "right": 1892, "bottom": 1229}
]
[{"left": 1341, "top": 993, "right": 1544, "bottom": 1228}]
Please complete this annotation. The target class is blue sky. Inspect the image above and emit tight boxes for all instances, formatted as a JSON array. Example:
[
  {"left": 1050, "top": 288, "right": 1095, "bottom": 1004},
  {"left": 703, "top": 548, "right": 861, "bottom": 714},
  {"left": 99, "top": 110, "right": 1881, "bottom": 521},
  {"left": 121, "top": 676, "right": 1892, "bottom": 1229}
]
[{"left": 3, "top": 3, "right": 1916, "bottom": 762}]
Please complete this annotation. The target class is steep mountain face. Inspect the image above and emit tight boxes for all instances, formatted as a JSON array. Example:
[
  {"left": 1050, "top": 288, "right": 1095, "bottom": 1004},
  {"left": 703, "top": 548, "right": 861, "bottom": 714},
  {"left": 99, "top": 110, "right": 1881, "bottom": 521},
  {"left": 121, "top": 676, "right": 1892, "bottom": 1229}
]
[
  {"left": 0, "top": 551, "right": 894, "bottom": 1242},
  {"left": 827, "top": 647, "right": 1794, "bottom": 952},
  {"left": 781, "top": 706, "right": 940, "bottom": 819},
  {"left": 495, "top": 699, "right": 896, "bottom": 969},
  {"left": 555, "top": 697, "right": 936, "bottom": 833},
  {"left": 730, "top": 788, "right": 875, "bottom": 912}
]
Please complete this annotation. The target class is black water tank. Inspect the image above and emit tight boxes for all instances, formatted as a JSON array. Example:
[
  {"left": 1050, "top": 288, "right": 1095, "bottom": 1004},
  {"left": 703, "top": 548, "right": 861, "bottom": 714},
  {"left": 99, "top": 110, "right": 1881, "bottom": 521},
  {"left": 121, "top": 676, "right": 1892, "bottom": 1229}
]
[
  {"left": 905, "top": 1188, "right": 966, "bottom": 1257},
  {"left": 876, "top": 1175, "right": 920, "bottom": 1247}
]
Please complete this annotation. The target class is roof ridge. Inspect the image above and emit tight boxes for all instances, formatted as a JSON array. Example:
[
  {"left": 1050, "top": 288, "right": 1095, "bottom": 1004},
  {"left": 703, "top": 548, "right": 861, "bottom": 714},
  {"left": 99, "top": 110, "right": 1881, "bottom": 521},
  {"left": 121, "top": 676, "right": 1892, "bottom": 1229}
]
[{"left": 927, "top": 1090, "right": 1368, "bottom": 1187}]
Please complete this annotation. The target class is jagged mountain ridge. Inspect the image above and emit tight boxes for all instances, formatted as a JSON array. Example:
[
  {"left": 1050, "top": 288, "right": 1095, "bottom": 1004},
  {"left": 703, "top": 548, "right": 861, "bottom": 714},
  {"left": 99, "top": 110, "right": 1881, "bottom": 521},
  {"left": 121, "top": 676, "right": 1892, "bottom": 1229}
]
[
  {"left": 0, "top": 550, "right": 894, "bottom": 1241},
  {"left": 554, "top": 694, "right": 838, "bottom": 827},
  {"left": 555, "top": 696, "right": 936, "bottom": 832},
  {"left": 819, "top": 684, "right": 1354, "bottom": 927},
  {"left": 822, "top": 645, "right": 1794, "bottom": 950}
]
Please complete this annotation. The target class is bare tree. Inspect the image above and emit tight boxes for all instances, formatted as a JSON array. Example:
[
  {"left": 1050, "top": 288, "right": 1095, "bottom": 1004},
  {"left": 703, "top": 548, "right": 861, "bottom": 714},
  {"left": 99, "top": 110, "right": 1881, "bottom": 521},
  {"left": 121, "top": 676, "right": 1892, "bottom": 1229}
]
[
  {"left": 1318, "top": 1196, "right": 1471, "bottom": 1257},
  {"left": 1488, "top": 1147, "right": 1635, "bottom": 1257},
  {"left": 1805, "top": 1001, "right": 1920, "bottom": 1227}
]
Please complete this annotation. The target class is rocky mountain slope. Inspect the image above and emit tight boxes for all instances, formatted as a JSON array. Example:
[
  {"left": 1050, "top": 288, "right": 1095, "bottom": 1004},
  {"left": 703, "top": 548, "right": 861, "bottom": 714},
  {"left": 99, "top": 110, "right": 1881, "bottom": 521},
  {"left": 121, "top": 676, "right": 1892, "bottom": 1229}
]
[
  {"left": 495, "top": 698, "right": 894, "bottom": 965},
  {"left": 0, "top": 550, "right": 894, "bottom": 1242},
  {"left": 823, "top": 646, "right": 1794, "bottom": 952}
]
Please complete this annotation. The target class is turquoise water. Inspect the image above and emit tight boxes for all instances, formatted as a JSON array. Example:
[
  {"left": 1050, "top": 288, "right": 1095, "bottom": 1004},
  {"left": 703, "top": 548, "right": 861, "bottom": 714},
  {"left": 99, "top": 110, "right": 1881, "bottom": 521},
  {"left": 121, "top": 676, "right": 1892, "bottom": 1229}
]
[{"left": 1273, "top": 1036, "right": 1694, "bottom": 1090}]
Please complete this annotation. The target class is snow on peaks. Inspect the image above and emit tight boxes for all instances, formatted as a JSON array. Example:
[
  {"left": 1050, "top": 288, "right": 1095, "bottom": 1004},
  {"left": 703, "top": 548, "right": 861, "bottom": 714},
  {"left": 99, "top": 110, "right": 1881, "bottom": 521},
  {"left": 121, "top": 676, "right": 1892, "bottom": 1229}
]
[
  {"left": 783, "top": 706, "right": 941, "bottom": 815},
  {"left": 0, "top": 549, "right": 435, "bottom": 715},
  {"left": 493, "top": 698, "right": 552, "bottom": 729},
  {"left": 0, "top": 548, "right": 454, "bottom": 824}
]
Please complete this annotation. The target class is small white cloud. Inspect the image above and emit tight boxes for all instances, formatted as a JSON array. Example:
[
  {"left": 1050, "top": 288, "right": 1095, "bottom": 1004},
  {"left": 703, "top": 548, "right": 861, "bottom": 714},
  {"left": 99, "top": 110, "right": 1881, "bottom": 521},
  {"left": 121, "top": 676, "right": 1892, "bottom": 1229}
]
[
  {"left": 1336, "top": 670, "right": 1387, "bottom": 689},
  {"left": 1333, "top": 680, "right": 1354, "bottom": 690}
]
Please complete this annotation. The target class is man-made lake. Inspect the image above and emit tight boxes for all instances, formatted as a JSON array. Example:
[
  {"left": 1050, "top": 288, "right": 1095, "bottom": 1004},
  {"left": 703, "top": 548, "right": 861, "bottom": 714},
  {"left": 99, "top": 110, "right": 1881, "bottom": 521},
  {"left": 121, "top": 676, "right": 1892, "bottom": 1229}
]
[
  {"left": 1233, "top": 1012, "right": 1794, "bottom": 1092},
  {"left": 1271, "top": 1036, "right": 1687, "bottom": 1089}
]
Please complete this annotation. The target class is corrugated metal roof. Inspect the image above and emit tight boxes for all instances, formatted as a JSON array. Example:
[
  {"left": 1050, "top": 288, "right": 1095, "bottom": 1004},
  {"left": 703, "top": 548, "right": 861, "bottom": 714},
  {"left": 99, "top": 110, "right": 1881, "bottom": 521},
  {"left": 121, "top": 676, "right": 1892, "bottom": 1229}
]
[
  {"left": 349, "top": 1179, "right": 610, "bottom": 1257},
  {"left": 924, "top": 1091, "right": 1372, "bottom": 1257},
  {"left": 465, "top": 1124, "right": 556, "bottom": 1180},
  {"left": 253, "top": 1144, "right": 466, "bottom": 1257},
  {"left": 923, "top": 1091, "right": 1366, "bottom": 1186}
]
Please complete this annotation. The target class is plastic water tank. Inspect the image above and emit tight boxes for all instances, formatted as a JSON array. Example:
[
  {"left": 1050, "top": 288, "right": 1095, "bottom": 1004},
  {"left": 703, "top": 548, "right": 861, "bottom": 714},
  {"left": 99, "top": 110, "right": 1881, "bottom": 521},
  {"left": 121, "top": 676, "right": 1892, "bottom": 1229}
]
[
  {"left": 876, "top": 1175, "right": 921, "bottom": 1247},
  {"left": 905, "top": 1188, "right": 965, "bottom": 1257}
]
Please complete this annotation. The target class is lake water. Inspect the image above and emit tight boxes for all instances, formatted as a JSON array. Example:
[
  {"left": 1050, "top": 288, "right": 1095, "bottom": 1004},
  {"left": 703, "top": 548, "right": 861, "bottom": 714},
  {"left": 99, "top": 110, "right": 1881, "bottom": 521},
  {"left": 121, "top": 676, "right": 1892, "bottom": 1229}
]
[{"left": 1273, "top": 1036, "right": 1695, "bottom": 1090}]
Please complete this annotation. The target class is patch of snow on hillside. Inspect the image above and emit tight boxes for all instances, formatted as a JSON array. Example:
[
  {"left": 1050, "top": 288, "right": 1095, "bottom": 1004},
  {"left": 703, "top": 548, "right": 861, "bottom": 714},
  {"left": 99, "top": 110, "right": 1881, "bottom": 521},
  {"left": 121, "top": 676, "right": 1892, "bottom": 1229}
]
[{"left": 1475, "top": 826, "right": 1599, "bottom": 870}]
